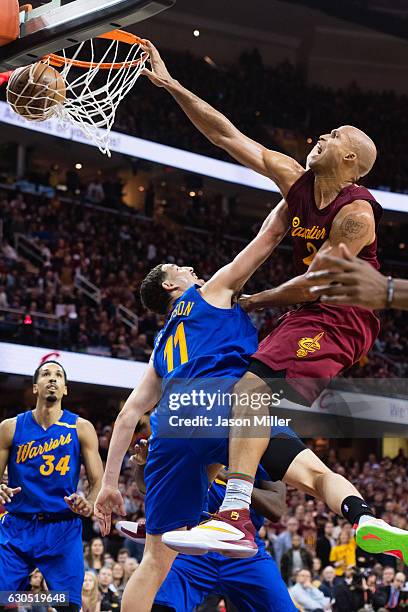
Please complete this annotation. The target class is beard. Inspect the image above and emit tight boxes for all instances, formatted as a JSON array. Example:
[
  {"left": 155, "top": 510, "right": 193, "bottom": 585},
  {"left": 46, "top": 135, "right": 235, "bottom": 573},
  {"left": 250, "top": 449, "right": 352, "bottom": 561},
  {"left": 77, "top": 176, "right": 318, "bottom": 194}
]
[{"left": 45, "top": 393, "right": 58, "bottom": 403}]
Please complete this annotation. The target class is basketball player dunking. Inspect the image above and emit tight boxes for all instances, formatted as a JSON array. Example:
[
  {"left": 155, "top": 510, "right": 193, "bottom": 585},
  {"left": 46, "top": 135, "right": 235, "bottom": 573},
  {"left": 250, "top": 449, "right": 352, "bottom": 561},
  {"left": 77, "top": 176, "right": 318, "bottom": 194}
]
[
  {"left": 141, "top": 41, "right": 408, "bottom": 562},
  {"left": 0, "top": 361, "right": 104, "bottom": 611}
]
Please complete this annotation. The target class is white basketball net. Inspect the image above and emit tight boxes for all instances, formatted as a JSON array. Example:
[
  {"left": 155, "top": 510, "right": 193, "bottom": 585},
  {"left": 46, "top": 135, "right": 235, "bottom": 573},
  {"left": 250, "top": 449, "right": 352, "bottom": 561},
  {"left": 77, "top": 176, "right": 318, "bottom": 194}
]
[
  {"left": 8, "top": 37, "right": 147, "bottom": 157},
  {"left": 53, "top": 37, "right": 147, "bottom": 156}
]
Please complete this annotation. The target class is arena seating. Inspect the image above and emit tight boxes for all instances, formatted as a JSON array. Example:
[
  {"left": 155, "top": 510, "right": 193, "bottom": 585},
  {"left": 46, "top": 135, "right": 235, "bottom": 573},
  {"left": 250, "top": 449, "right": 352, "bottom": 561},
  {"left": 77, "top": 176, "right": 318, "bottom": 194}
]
[{"left": 1, "top": 183, "right": 407, "bottom": 377}]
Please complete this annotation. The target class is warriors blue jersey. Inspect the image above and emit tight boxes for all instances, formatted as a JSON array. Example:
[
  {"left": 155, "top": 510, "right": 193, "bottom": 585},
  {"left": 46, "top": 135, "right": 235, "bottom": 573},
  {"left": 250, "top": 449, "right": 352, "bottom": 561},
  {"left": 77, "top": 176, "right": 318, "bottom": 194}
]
[
  {"left": 153, "top": 285, "right": 258, "bottom": 384},
  {"left": 145, "top": 285, "right": 258, "bottom": 532},
  {"left": 7, "top": 409, "right": 81, "bottom": 513}
]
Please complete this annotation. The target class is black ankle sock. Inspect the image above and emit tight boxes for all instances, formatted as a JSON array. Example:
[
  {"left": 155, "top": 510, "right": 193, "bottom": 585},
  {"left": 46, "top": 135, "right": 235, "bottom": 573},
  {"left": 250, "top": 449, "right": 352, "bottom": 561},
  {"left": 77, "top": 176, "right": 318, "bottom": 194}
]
[{"left": 341, "top": 495, "right": 374, "bottom": 526}]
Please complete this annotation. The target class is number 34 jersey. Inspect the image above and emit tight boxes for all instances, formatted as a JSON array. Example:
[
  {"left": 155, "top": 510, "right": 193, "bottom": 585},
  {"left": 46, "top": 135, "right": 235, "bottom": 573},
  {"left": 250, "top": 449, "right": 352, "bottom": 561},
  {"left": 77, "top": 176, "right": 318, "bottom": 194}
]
[
  {"left": 152, "top": 285, "right": 258, "bottom": 387},
  {"left": 7, "top": 409, "right": 81, "bottom": 513}
]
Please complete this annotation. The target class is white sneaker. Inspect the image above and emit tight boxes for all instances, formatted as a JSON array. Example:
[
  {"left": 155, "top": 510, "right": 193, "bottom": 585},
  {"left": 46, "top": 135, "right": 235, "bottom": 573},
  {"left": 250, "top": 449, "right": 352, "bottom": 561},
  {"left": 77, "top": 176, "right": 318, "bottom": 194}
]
[{"left": 162, "top": 509, "right": 258, "bottom": 559}]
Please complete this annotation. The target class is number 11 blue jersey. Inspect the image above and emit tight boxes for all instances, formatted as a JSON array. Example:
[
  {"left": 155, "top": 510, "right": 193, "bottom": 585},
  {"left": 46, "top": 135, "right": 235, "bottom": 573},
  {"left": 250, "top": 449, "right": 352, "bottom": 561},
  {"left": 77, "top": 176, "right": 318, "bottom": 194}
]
[{"left": 152, "top": 285, "right": 258, "bottom": 386}]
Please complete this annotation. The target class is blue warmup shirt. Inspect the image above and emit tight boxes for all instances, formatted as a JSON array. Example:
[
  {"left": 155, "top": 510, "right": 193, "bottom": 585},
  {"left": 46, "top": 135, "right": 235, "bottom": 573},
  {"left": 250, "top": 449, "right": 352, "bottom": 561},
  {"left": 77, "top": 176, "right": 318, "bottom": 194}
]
[{"left": 7, "top": 409, "right": 81, "bottom": 513}]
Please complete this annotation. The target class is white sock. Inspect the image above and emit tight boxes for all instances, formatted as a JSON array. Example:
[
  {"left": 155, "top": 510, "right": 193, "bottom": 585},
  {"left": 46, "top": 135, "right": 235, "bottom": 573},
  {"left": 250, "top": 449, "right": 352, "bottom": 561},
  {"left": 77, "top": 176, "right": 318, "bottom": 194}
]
[{"left": 219, "top": 478, "right": 254, "bottom": 512}]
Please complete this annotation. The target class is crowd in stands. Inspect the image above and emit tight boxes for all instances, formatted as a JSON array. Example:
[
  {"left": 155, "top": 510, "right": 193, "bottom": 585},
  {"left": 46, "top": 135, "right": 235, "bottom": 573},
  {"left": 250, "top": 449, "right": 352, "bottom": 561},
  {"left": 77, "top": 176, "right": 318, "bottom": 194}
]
[
  {"left": 115, "top": 47, "right": 408, "bottom": 193},
  {"left": 0, "top": 183, "right": 407, "bottom": 379}
]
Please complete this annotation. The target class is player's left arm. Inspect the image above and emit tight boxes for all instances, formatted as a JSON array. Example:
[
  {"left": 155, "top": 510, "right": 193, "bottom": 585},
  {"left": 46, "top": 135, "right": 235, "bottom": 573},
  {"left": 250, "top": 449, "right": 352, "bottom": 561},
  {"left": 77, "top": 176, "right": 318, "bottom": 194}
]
[
  {"left": 64, "top": 419, "right": 104, "bottom": 517},
  {"left": 242, "top": 200, "right": 376, "bottom": 310},
  {"left": 251, "top": 480, "right": 287, "bottom": 523},
  {"left": 201, "top": 200, "right": 290, "bottom": 306},
  {"left": 95, "top": 365, "right": 162, "bottom": 535}
]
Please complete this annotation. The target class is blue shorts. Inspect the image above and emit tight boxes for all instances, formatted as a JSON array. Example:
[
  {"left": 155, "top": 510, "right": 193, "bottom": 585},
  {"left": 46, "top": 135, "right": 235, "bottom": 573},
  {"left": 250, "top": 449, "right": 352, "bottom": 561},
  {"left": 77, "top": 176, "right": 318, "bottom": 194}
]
[
  {"left": 155, "top": 547, "right": 296, "bottom": 612},
  {"left": 144, "top": 436, "right": 229, "bottom": 534},
  {"left": 144, "top": 416, "right": 300, "bottom": 534},
  {"left": 0, "top": 513, "right": 84, "bottom": 606}
]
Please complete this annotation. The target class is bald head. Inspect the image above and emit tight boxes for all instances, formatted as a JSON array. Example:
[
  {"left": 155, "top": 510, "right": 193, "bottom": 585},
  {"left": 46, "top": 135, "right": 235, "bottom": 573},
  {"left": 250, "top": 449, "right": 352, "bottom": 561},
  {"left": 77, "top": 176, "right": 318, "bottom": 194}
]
[{"left": 341, "top": 125, "right": 377, "bottom": 178}]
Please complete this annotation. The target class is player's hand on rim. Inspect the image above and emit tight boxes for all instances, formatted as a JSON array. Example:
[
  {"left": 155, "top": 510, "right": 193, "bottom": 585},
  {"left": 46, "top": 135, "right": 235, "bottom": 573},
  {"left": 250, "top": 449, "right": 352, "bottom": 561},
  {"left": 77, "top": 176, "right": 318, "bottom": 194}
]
[
  {"left": 64, "top": 493, "right": 94, "bottom": 518},
  {"left": 94, "top": 485, "right": 126, "bottom": 536},
  {"left": 0, "top": 483, "right": 21, "bottom": 504},
  {"left": 139, "top": 39, "right": 173, "bottom": 88}
]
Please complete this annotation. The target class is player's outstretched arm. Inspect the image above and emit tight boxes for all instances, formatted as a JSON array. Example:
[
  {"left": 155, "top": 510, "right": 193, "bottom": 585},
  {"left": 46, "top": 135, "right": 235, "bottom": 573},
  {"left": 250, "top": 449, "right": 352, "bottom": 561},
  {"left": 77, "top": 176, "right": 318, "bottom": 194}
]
[
  {"left": 140, "top": 41, "right": 304, "bottom": 196},
  {"left": 201, "top": 200, "right": 290, "bottom": 306},
  {"left": 65, "top": 419, "right": 104, "bottom": 517},
  {"left": 243, "top": 200, "right": 376, "bottom": 310},
  {"left": 0, "top": 419, "right": 21, "bottom": 503},
  {"left": 95, "top": 365, "right": 161, "bottom": 535}
]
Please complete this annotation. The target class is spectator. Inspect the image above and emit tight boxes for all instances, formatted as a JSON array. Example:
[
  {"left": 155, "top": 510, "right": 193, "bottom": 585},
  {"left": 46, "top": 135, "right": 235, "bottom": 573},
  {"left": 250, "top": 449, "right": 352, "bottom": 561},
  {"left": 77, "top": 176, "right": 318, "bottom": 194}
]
[
  {"left": 116, "top": 548, "right": 129, "bottom": 567},
  {"left": 85, "top": 538, "right": 105, "bottom": 573},
  {"left": 98, "top": 566, "right": 121, "bottom": 611},
  {"left": 290, "top": 569, "right": 331, "bottom": 611},
  {"left": 274, "top": 517, "right": 301, "bottom": 568},
  {"left": 19, "top": 569, "right": 50, "bottom": 612},
  {"left": 319, "top": 565, "right": 344, "bottom": 601},
  {"left": 312, "top": 557, "right": 323, "bottom": 584},
  {"left": 281, "top": 533, "right": 313, "bottom": 586},
  {"left": 329, "top": 531, "right": 356, "bottom": 577},
  {"left": 316, "top": 522, "right": 335, "bottom": 569},
  {"left": 81, "top": 571, "right": 101, "bottom": 612},
  {"left": 380, "top": 566, "right": 395, "bottom": 588},
  {"left": 334, "top": 569, "right": 387, "bottom": 612},
  {"left": 103, "top": 553, "right": 114, "bottom": 569},
  {"left": 379, "top": 571, "right": 407, "bottom": 609},
  {"left": 112, "top": 563, "right": 126, "bottom": 598},
  {"left": 130, "top": 333, "right": 152, "bottom": 362}
]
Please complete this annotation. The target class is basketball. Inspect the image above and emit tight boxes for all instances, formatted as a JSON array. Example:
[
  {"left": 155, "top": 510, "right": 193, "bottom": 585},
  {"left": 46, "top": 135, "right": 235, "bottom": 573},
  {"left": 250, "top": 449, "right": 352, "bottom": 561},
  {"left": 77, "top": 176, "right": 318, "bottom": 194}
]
[{"left": 7, "top": 62, "right": 66, "bottom": 121}]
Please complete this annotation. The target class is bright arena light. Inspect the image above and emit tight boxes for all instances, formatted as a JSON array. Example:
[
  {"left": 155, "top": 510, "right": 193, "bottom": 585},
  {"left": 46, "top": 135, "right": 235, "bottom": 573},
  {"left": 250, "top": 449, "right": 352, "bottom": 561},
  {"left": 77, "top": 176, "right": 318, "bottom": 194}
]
[
  {"left": 75, "top": 163, "right": 82, "bottom": 170},
  {"left": 193, "top": 29, "right": 200, "bottom": 37}
]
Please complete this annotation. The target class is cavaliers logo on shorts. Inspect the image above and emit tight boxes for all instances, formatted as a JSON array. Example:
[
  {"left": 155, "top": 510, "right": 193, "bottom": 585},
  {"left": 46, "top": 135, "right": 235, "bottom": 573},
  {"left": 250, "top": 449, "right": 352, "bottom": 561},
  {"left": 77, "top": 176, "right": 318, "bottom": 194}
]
[{"left": 296, "top": 331, "right": 325, "bottom": 358}]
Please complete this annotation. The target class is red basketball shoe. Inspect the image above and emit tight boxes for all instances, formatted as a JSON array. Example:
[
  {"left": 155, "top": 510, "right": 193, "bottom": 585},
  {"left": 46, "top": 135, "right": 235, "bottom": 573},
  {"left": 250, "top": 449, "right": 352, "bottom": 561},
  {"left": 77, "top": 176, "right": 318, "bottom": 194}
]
[
  {"left": 162, "top": 509, "right": 258, "bottom": 558},
  {"left": 117, "top": 519, "right": 146, "bottom": 543}
]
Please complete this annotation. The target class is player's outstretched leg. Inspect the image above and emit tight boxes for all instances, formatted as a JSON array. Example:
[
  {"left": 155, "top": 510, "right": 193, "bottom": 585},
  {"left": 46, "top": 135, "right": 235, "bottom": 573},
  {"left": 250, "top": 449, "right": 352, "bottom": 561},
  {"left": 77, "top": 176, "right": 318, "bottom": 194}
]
[
  {"left": 121, "top": 533, "right": 179, "bottom": 612},
  {"left": 283, "top": 449, "right": 408, "bottom": 563},
  {"left": 162, "top": 373, "right": 408, "bottom": 562}
]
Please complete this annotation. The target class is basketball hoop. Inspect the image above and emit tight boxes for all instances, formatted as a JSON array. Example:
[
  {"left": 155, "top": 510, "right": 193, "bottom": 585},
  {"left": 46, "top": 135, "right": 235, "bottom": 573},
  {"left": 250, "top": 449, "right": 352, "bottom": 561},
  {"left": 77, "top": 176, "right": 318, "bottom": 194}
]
[
  {"left": 7, "top": 29, "right": 148, "bottom": 156},
  {"left": 45, "top": 30, "right": 147, "bottom": 156}
]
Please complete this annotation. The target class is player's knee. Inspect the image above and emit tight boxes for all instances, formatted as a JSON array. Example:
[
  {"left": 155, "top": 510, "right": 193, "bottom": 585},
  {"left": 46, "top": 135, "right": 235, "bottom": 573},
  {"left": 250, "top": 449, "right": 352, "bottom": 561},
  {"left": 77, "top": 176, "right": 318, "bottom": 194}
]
[
  {"left": 234, "top": 371, "right": 270, "bottom": 394},
  {"left": 286, "top": 449, "right": 331, "bottom": 490},
  {"left": 141, "top": 547, "right": 175, "bottom": 578}
]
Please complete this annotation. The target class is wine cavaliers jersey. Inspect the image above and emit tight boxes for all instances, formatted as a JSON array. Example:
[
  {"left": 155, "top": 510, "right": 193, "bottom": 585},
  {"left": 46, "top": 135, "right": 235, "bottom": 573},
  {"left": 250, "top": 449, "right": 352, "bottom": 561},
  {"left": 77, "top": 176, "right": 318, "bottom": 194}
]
[
  {"left": 286, "top": 169, "right": 382, "bottom": 275},
  {"left": 253, "top": 170, "right": 383, "bottom": 405}
]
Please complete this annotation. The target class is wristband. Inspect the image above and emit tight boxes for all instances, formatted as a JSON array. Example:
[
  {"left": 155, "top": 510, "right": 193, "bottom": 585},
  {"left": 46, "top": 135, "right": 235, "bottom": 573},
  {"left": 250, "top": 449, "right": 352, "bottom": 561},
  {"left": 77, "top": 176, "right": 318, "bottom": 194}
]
[{"left": 386, "top": 276, "right": 394, "bottom": 308}]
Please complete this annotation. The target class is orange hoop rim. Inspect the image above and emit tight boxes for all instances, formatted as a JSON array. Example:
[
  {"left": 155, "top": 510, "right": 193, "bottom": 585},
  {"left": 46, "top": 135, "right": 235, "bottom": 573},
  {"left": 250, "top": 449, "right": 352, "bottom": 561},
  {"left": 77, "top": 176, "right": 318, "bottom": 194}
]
[{"left": 42, "top": 30, "right": 147, "bottom": 70}]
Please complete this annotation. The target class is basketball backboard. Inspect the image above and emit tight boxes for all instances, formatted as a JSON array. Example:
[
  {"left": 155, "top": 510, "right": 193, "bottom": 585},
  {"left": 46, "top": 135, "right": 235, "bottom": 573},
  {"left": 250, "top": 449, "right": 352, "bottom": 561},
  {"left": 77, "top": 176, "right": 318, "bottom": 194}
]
[{"left": 0, "top": 0, "right": 175, "bottom": 70}]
